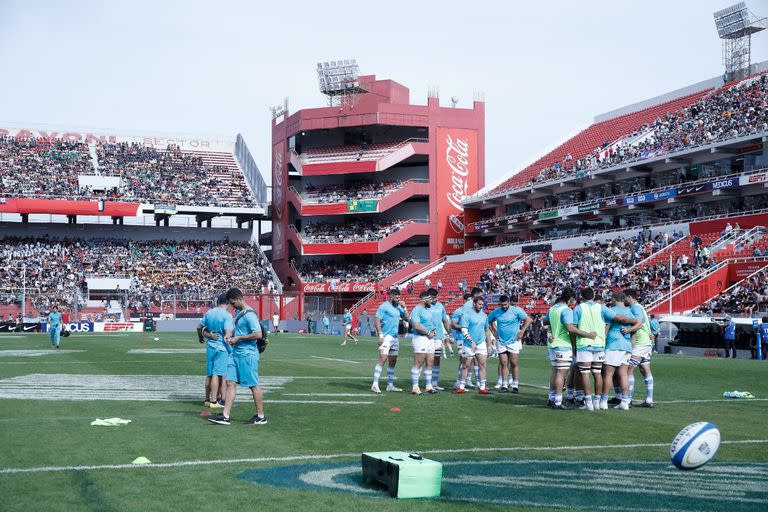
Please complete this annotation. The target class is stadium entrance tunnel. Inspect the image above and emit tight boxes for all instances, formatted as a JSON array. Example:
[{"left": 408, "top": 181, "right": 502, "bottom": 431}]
[{"left": 238, "top": 458, "right": 768, "bottom": 511}]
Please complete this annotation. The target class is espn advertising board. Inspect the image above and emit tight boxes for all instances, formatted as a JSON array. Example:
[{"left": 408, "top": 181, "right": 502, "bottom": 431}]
[{"left": 436, "top": 128, "right": 479, "bottom": 255}]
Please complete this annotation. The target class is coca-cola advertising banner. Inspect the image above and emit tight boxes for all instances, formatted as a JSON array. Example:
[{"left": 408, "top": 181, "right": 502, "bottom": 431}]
[
  {"left": 272, "top": 140, "right": 287, "bottom": 260},
  {"left": 302, "top": 282, "right": 377, "bottom": 293},
  {"left": 436, "top": 128, "right": 479, "bottom": 255}
]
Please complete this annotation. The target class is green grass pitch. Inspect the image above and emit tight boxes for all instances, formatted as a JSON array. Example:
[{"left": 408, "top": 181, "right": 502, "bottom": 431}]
[{"left": 0, "top": 331, "right": 766, "bottom": 511}]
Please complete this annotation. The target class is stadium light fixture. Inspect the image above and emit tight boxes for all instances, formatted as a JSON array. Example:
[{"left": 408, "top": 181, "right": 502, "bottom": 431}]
[
  {"left": 713, "top": 2, "right": 767, "bottom": 80},
  {"left": 316, "top": 59, "right": 367, "bottom": 106}
]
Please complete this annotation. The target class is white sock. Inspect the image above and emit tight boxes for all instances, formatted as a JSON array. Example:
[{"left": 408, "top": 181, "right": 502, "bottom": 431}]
[
  {"left": 411, "top": 367, "right": 420, "bottom": 388},
  {"left": 372, "top": 364, "right": 383, "bottom": 385},
  {"left": 554, "top": 393, "right": 563, "bottom": 406}
]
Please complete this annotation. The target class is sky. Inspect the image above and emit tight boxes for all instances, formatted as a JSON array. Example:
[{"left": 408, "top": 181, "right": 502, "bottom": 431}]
[{"left": 1, "top": 0, "right": 766, "bottom": 190}]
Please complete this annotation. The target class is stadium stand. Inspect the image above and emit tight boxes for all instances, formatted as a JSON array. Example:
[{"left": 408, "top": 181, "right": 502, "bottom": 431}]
[
  {"left": 297, "top": 257, "right": 419, "bottom": 283},
  {"left": 298, "top": 141, "right": 407, "bottom": 163},
  {"left": 301, "top": 219, "right": 413, "bottom": 243}
]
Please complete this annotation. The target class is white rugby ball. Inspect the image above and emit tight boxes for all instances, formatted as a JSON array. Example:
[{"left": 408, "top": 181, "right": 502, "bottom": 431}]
[
  {"left": 153, "top": 337, "right": 160, "bottom": 342},
  {"left": 670, "top": 422, "right": 720, "bottom": 470}
]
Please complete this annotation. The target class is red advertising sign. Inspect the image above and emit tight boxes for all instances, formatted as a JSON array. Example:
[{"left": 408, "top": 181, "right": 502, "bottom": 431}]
[
  {"left": 272, "top": 140, "right": 287, "bottom": 260},
  {"left": 302, "top": 282, "right": 377, "bottom": 293},
  {"left": 436, "top": 128, "right": 479, "bottom": 255},
  {"left": 0, "top": 198, "right": 140, "bottom": 216}
]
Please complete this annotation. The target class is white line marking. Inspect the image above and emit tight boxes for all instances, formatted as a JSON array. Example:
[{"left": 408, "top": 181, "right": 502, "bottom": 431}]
[
  {"left": 283, "top": 393, "right": 376, "bottom": 397},
  {"left": 128, "top": 349, "right": 204, "bottom": 354},
  {"left": 2, "top": 440, "right": 766, "bottom": 475},
  {"left": 310, "top": 356, "right": 361, "bottom": 364},
  {"left": 0, "top": 350, "right": 85, "bottom": 357}
]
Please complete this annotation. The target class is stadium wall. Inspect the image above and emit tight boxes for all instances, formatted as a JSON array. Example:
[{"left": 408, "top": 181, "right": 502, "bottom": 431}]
[{"left": 0, "top": 222, "right": 252, "bottom": 242}]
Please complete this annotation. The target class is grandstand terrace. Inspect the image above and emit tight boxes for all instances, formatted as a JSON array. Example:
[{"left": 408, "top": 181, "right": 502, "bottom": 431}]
[
  {"left": 0, "top": 125, "right": 268, "bottom": 230},
  {"left": 464, "top": 68, "right": 768, "bottom": 246}
]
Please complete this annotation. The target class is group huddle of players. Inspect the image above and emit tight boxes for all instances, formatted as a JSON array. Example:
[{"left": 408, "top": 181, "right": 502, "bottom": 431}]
[{"left": 371, "top": 285, "right": 655, "bottom": 410}]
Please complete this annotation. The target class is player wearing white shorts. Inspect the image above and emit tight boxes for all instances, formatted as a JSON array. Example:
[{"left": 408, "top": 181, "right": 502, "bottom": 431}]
[
  {"left": 409, "top": 291, "right": 438, "bottom": 395},
  {"left": 572, "top": 288, "right": 636, "bottom": 411},
  {"left": 543, "top": 287, "right": 591, "bottom": 409},
  {"left": 427, "top": 288, "right": 451, "bottom": 391},
  {"left": 601, "top": 292, "right": 641, "bottom": 410},
  {"left": 456, "top": 296, "right": 492, "bottom": 394},
  {"left": 340, "top": 308, "right": 358, "bottom": 346},
  {"left": 371, "top": 289, "right": 409, "bottom": 394},
  {"left": 488, "top": 295, "right": 531, "bottom": 393},
  {"left": 624, "top": 289, "right": 656, "bottom": 408},
  {"left": 453, "top": 288, "right": 483, "bottom": 389}
]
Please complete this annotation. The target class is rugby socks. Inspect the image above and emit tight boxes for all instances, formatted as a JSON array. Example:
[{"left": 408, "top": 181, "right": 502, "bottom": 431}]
[
  {"left": 479, "top": 379, "right": 486, "bottom": 391},
  {"left": 423, "top": 368, "right": 432, "bottom": 390},
  {"left": 432, "top": 366, "right": 440, "bottom": 387},
  {"left": 411, "top": 367, "right": 421, "bottom": 388},
  {"left": 548, "top": 390, "right": 556, "bottom": 402},
  {"left": 458, "top": 379, "right": 466, "bottom": 390},
  {"left": 554, "top": 393, "right": 563, "bottom": 407},
  {"left": 628, "top": 374, "right": 635, "bottom": 399},
  {"left": 644, "top": 374, "right": 654, "bottom": 403},
  {"left": 372, "top": 364, "right": 383, "bottom": 385},
  {"left": 576, "top": 389, "right": 585, "bottom": 401},
  {"left": 583, "top": 394, "right": 593, "bottom": 410},
  {"left": 386, "top": 366, "right": 395, "bottom": 386},
  {"left": 614, "top": 386, "right": 621, "bottom": 398},
  {"left": 511, "top": 379, "right": 519, "bottom": 388},
  {"left": 457, "top": 361, "right": 464, "bottom": 383},
  {"left": 566, "top": 388, "right": 574, "bottom": 400},
  {"left": 473, "top": 365, "right": 480, "bottom": 382}
]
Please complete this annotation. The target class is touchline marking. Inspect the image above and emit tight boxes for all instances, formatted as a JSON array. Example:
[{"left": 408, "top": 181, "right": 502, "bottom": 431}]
[
  {"left": 310, "top": 356, "right": 361, "bottom": 364},
  {"left": 0, "top": 350, "right": 85, "bottom": 357},
  {"left": 283, "top": 393, "right": 376, "bottom": 397},
  {"left": 128, "top": 349, "right": 204, "bottom": 354},
  {"left": 2, "top": 440, "right": 766, "bottom": 475}
]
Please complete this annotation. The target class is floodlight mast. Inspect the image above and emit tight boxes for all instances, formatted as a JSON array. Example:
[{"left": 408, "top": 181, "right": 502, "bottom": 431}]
[
  {"left": 316, "top": 59, "right": 367, "bottom": 108},
  {"left": 713, "top": 2, "right": 767, "bottom": 81}
]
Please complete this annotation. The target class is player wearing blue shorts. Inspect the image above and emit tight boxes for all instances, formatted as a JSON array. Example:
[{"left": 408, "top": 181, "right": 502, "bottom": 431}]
[
  {"left": 340, "top": 308, "right": 358, "bottom": 346},
  {"left": 197, "top": 293, "right": 234, "bottom": 409},
  {"left": 48, "top": 305, "right": 62, "bottom": 349},
  {"left": 208, "top": 288, "right": 266, "bottom": 426},
  {"left": 371, "top": 288, "right": 409, "bottom": 394},
  {"left": 488, "top": 295, "right": 531, "bottom": 393}
]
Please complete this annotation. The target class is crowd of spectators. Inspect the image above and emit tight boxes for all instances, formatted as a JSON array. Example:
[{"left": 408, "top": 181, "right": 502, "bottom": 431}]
[
  {"left": 701, "top": 268, "right": 768, "bottom": 316},
  {"left": 302, "top": 180, "right": 405, "bottom": 204},
  {"left": 523, "top": 73, "right": 768, "bottom": 189},
  {"left": 301, "top": 220, "right": 411, "bottom": 243},
  {"left": 297, "top": 256, "right": 418, "bottom": 283},
  {"left": 0, "top": 138, "right": 255, "bottom": 207},
  {"left": 476, "top": 230, "right": 720, "bottom": 307},
  {"left": 0, "top": 237, "right": 275, "bottom": 314}
]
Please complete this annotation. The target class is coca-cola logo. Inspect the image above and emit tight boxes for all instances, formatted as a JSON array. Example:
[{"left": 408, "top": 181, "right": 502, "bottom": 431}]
[
  {"left": 445, "top": 134, "right": 470, "bottom": 213},
  {"left": 303, "top": 283, "right": 326, "bottom": 293},
  {"left": 302, "top": 282, "right": 375, "bottom": 293},
  {"left": 352, "top": 283, "right": 375, "bottom": 292},
  {"left": 273, "top": 150, "right": 283, "bottom": 219}
]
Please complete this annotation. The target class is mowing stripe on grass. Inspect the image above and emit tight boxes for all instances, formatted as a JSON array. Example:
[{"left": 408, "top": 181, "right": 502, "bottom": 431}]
[
  {"left": 0, "top": 350, "right": 85, "bottom": 357},
  {"left": 310, "top": 356, "right": 361, "bottom": 364},
  {"left": 2, "top": 439, "right": 766, "bottom": 475}
]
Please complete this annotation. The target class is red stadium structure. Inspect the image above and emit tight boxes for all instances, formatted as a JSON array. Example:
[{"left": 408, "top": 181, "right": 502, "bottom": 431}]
[{"left": 270, "top": 67, "right": 485, "bottom": 314}]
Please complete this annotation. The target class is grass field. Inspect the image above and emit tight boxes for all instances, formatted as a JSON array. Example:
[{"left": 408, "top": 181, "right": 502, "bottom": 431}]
[{"left": 0, "top": 331, "right": 766, "bottom": 511}]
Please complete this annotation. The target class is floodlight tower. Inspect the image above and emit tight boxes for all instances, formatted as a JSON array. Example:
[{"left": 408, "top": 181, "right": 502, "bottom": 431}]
[
  {"left": 316, "top": 59, "right": 368, "bottom": 108},
  {"left": 713, "top": 2, "right": 767, "bottom": 81}
]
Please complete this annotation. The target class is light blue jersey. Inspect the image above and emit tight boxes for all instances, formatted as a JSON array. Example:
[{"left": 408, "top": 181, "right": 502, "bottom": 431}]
[
  {"left": 650, "top": 318, "right": 661, "bottom": 335},
  {"left": 410, "top": 304, "right": 437, "bottom": 335},
  {"left": 232, "top": 307, "right": 262, "bottom": 357},
  {"left": 629, "top": 303, "right": 648, "bottom": 326},
  {"left": 488, "top": 305, "right": 528, "bottom": 345},
  {"left": 430, "top": 301, "right": 449, "bottom": 338},
  {"left": 343, "top": 312, "right": 352, "bottom": 325},
  {"left": 48, "top": 312, "right": 62, "bottom": 327},
  {"left": 606, "top": 305, "right": 633, "bottom": 352},
  {"left": 200, "top": 306, "right": 234, "bottom": 351},
  {"left": 450, "top": 307, "right": 464, "bottom": 341},
  {"left": 460, "top": 307, "right": 489, "bottom": 346},
  {"left": 375, "top": 301, "right": 406, "bottom": 338}
]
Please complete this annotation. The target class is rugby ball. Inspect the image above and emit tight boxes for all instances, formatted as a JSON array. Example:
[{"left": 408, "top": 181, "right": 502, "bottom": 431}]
[
  {"left": 153, "top": 337, "right": 160, "bottom": 342},
  {"left": 670, "top": 422, "right": 720, "bottom": 470}
]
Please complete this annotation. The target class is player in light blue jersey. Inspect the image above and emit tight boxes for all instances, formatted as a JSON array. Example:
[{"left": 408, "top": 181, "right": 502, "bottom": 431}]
[
  {"left": 453, "top": 288, "right": 483, "bottom": 389},
  {"left": 457, "top": 296, "right": 492, "bottom": 394},
  {"left": 197, "top": 293, "right": 234, "bottom": 409},
  {"left": 427, "top": 288, "right": 452, "bottom": 391},
  {"left": 623, "top": 289, "right": 656, "bottom": 408},
  {"left": 488, "top": 295, "right": 531, "bottom": 393},
  {"left": 601, "top": 291, "right": 640, "bottom": 410},
  {"left": 371, "top": 288, "right": 409, "bottom": 394},
  {"left": 208, "top": 288, "right": 266, "bottom": 426},
  {"left": 48, "top": 305, "right": 62, "bottom": 349},
  {"left": 340, "top": 308, "right": 358, "bottom": 346},
  {"left": 409, "top": 291, "right": 438, "bottom": 394}
]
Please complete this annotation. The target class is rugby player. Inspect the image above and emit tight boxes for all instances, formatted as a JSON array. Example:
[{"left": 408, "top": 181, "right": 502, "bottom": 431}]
[
  {"left": 340, "top": 308, "right": 358, "bottom": 346},
  {"left": 48, "top": 304, "right": 62, "bottom": 349},
  {"left": 453, "top": 288, "right": 484, "bottom": 389},
  {"left": 602, "top": 291, "right": 640, "bottom": 410},
  {"left": 451, "top": 292, "right": 474, "bottom": 388},
  {"left": 197, "top": 293, "right": 234, "bottom": 409},
  {"left": 409, "top": 291, "right": 437, "bottom": 394},
  {"left": 488, "top": 295, "right": 531, "bottom": 393},
  {"left": 427, "top": 288, "right": 451, "bottom": 391},
  {"left": 371, "top": 289, "right": 409, "bottom": 394},
  {"left": 457, "top": 296, "right": 492, "bottom": 394},
  {"left": 208, "top": 288, "right": 266, "bottom": 426},
  {"left": 572, "top": 287, "right": 636, "bottom": 411},
  {"left": 623, "top": 289, "right": 656, "bottom": 408}
]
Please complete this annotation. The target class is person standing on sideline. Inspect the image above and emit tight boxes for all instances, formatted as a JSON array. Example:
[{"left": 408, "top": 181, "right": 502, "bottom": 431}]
[
  {"left": 48, "top": 305, "right": 62, "bottom": 349},
  {"left": 650, "top": 314, "right": 661, "bottom": 353},
  {"left": 272, "top": 312, "right": 280, "bottom": 335},
  {"left": 322, "top": 313, "right": 330, "bottom": 334},
  {"left": 197, "top": 293, "right": 234, "bottom": 409},
  {"left": 208, "top": 288, "right": 266, "bottom": 426},
  {"left": 723, "top": 315, "right": 737, "bottom": 358},
  {"left": 371, "top": 289, "right": 409, "bottom": 393},
  {"left": 340, "top": 308, "right": 358, "bottom": 346}
]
